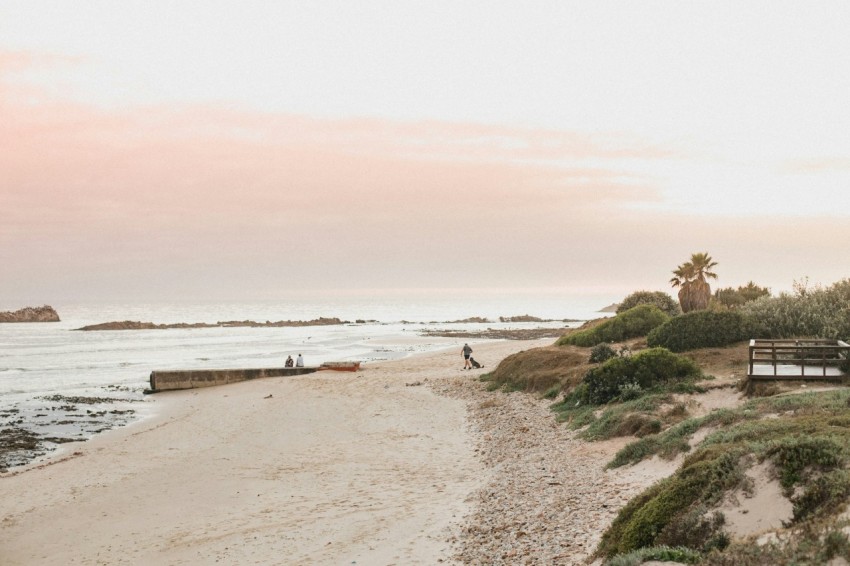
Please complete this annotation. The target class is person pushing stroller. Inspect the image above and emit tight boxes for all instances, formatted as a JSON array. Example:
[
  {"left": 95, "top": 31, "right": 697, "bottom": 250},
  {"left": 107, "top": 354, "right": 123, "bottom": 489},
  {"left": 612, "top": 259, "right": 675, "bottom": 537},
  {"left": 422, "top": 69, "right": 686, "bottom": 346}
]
[{"left": 462, "top": 343, "right": 473, "bottom": 370}]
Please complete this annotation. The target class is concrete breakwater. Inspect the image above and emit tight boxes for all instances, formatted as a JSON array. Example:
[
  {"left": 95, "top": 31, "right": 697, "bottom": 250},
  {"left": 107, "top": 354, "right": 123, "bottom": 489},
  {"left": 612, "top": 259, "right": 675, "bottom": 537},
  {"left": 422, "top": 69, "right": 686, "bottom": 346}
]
[{"left": 149, "top": 367, "right": 319, "bottom": 392}]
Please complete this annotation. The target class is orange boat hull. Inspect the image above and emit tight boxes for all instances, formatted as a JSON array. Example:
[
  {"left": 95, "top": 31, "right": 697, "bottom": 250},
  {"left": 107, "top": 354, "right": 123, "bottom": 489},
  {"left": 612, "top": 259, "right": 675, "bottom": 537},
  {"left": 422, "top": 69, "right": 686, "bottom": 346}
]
[{"left": 318, "top": 361, "right": 361, "bottom": 372}]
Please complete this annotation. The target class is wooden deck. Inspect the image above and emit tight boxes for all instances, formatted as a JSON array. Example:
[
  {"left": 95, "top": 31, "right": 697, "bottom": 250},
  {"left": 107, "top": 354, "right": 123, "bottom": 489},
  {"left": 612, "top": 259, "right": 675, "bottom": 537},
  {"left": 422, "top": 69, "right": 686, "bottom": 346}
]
[{"left": 748, "top": 339, "right": 850, "bottom": 381}]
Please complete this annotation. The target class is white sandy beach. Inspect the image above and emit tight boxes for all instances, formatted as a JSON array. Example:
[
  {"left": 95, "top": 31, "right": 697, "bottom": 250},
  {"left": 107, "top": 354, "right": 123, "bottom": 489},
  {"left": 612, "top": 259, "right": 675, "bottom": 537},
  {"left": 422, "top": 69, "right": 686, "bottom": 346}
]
[
  {"left": 4, "top": 336, "right": 743, "bottom": 565},
  {"left": 0, "top": 339, "right": 549, "bottom": 565}
]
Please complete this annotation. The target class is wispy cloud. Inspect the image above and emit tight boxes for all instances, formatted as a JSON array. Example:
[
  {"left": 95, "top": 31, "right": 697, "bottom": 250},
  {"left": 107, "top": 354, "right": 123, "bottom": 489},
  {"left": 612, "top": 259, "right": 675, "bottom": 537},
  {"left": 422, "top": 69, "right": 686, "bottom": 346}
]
[
  {"left": 2, "top": 49, "right": 848, "bottom": 301},
  {"left": 782, "top": 157, "right": 850, "bottom": 173}
]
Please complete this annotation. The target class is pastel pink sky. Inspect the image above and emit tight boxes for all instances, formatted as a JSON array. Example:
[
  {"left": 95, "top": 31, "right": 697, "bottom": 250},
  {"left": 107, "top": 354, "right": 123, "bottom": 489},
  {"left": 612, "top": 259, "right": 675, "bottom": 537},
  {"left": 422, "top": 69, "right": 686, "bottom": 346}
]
[{"left": 1, "top": 3, "right": 849, "bottom": 304}]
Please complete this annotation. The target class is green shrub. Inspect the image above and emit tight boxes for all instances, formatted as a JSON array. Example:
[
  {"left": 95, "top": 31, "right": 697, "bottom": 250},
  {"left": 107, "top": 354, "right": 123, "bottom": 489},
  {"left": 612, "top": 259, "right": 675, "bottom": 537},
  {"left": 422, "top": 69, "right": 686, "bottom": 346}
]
[
  {"left": 713, "top": 281, "right": 771, "bottom": 309},
  {"left": 792, "top": 469, "right": 850, "bottom": 522},
  {"left": 603, "top": 391, "right": 850, "bottom": 558},
  {"left": 617, "top": 290, "right": 682, "bottom": 318},
  {"left": 646, "top": 310, "right": 752, "bottom": 352},
  {"left": 542, "top": 384, "right": 561, "bottom": 399},
  {"left": 584, "top": 347, "right": 701, "bottom": 405},
  {"left": 617, "top": 382, "right": 644, "bottom": 402},
  {"left": 741, "top": 278, "right": 850, "bottom": 340},
  {"left": 657, "top": 507, "right": 728, "bottom": 553},
  {"left": 713, "top": 288, "right": 746, "bottom": 309},
  {"left": 599, "top": 447, "right": 745, "bottom": 556},
  {"left": 823, "top": 530, "right": 850, "bottom": 561},
  {"left": 608, "top": 410, "right": 739, "bottom": 469},
  {"left": 557, "top": 305, "right": 669, "bottom": 348},
  {"left": 765, "top": 436, "right": 845, "bottom": 489},
  {"left": 589, "top": 343, "right": 617, "bottom": 363},
  {"left": 607, "top": 545, "right": 703, "bottom": 566},
  {"left": 578, "top": 394, "right": 668, "bottom": 440}
]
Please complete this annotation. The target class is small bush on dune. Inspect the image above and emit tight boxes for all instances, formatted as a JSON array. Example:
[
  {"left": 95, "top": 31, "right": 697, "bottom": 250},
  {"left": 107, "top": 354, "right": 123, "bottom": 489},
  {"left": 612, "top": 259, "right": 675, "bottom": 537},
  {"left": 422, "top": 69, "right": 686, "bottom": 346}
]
[
  {"left": 584, "top": 347, "right": 701, "bottom": 405},
  {"left": 557, "top": 305, "right": 669, "bottom": 348},
  {"left": 589, "top": 343, "right": 617, "bottom": 363},
  {"left": 617, "top": 290, "right": 682, "bottom": 318},
  {"left": 647, "top": 310, "right": 752, "bottom": 352},
  {"left": 766, "top": 436, "right": 845, "bottom": 490},
  {"left": 656, "top": 507, "right": 729, "bottom": 554},
  {"left": 578, "top": 395, "right": 663, "bottom": 437}
]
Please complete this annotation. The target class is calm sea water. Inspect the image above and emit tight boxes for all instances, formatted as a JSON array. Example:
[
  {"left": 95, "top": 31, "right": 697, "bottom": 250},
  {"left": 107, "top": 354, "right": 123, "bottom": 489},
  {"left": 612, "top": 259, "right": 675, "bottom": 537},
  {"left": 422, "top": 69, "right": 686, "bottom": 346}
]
[{"left": 0, "top": 291, "right": 615, "bottom": 468}]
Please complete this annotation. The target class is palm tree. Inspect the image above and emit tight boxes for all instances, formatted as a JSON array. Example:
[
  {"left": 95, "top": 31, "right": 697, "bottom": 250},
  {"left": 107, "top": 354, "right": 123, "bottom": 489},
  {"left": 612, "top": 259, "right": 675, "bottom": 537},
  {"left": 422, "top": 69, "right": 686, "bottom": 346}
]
[
  {"left": 670, "top": 261, "right": 695, "bottom": 313},
  {"left": 671, "top": 253, "right": 718, "bottom": 312}
]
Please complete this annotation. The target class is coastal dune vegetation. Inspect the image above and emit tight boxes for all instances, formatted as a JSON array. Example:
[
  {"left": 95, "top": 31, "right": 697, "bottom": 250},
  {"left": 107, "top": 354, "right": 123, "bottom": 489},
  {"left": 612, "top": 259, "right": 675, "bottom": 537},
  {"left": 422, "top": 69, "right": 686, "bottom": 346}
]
[
  {"left": 482, "top": 253, "right": 850, "bottom": 564},
  {"left": 556, "top": 304, "right": 669, "bottom": 347}
]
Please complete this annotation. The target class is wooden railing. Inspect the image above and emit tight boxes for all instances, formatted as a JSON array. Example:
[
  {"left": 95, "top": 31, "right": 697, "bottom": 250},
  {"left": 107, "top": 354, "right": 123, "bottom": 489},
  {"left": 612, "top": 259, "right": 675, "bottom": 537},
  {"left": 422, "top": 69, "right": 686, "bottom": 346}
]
[{"left": 748, "top": 339, "right": 850, "bottom": 380}]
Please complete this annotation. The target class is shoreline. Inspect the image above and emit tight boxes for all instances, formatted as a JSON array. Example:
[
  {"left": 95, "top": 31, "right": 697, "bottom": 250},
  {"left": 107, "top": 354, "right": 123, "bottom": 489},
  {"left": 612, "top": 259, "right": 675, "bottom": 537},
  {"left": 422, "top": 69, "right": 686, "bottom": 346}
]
[
  {"left": 0, "top": 324, "right": 557, "bottom": 472},
  {"left": 0, "top": 338, "right": 550, "bottom": 564}
]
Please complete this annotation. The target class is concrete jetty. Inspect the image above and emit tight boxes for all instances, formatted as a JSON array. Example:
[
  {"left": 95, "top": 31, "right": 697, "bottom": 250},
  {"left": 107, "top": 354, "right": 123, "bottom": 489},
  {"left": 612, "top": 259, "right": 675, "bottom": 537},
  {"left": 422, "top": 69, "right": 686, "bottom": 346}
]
[{"left": 149, "top": 367, "right": 318, "bottom": 392}]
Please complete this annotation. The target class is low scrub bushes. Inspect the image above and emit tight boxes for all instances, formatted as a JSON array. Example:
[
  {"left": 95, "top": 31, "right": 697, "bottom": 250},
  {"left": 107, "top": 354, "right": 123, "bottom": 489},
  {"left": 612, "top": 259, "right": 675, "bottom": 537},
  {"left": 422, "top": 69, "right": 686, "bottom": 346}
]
[
  {"left": 583, "top": 347, "right": 701, "bottom": 405},
  {"left": 607, "top": 545, "right": 702, "bottom": 566},
  {"left": 713, "top": 281, "right": 771, "bottom": 309},
  {"left": 741, "top": 278, "right": 850, "bottom": 340},
  {"left": 601, "top": 388, "right": 850, "bottom": 562},
  {"left": 552, "top": 348, "right": 701, "bottom": 441},
  {"left": 599, "top": 446, "right": 745, "bottom": 557},
  {"left": 617, "top": 290, "right": 682, "bottom": 318},
  {"left": 701, "top": 532, "right": 850, "bottom": 566},
  {"left": 610, "top": 389, "right": 850, "bottom": 469},
  {"left": 601, "top": 421, "right": 850, "bottom": 558},
  {"left": 646, "top": 310, "right": 752, "bottom": 352},
  {"left": 481, "top": 346, "right": 589, "bottom": 394},
  {"left": 555, "top": 392, "right": 697, "bottom": 442},
  {"left": 557, "top": 305, "right": 669, "bottom": 347},
  {"left": 555, "top": 394, "right": 662, "bottom": 438}
]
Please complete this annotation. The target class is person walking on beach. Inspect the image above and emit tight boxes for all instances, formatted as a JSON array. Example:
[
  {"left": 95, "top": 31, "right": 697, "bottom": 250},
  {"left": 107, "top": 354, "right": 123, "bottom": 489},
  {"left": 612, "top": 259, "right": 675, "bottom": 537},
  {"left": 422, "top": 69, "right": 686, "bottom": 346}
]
[
  {"left": 296, "top": 354, "right": 304, "bottom": 367},
  {"left": 462, "top": 343, "right": 473, "bottom": 369}
]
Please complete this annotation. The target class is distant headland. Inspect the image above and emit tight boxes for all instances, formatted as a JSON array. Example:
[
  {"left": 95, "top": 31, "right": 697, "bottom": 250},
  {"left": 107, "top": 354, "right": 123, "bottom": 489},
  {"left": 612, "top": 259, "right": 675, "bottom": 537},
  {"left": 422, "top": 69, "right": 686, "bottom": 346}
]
[{"left": 0, "top": 305, "right": 60, "bottom": 323}]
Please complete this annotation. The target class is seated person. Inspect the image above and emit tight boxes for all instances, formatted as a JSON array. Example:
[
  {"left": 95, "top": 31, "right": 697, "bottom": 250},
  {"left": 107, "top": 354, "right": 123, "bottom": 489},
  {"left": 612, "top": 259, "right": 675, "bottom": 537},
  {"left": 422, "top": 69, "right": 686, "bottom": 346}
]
[{"left": 285, "top": 355, "right": 294, "bottom": 367}]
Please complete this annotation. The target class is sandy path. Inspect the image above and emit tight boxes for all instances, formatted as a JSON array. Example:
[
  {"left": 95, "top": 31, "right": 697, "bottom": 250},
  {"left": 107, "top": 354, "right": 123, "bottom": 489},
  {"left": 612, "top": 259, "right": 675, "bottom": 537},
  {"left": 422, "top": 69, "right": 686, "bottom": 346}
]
[
  {"left": 0, "top": 339, "right": 542, "bottom": 565},
  {"left": 432, "top": 378, "right": 666, "bottom": 565}
]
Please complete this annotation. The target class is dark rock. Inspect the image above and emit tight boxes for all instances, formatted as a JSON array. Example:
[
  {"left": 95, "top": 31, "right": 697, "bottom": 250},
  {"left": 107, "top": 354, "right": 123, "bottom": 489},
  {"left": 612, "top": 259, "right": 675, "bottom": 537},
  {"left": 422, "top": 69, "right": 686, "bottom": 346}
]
[{"left": 0, "top": 305, "right": 60, "bottom": 323}]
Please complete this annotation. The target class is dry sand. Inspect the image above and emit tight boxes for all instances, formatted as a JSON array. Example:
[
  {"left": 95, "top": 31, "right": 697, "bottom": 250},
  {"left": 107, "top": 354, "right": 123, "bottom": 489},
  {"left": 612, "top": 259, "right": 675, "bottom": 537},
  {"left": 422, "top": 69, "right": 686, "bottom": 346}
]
[{"left": 0, "top": 339, "right": 546, "bottom": 565}]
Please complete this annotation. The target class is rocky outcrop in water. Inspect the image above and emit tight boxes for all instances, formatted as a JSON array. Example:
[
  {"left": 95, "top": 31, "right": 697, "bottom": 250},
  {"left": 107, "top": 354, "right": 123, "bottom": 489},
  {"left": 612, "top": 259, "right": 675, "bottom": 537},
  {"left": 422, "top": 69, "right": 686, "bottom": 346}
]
[
  {"left": 423, "top": 327, "right": 569, "bottom": 340},
  {"left": 0, "top": 305, "right": 60, "bottom": 323},
  {"left": 76, "top": 317, "right": 348, "bottom": 331},
  {"left": 499, "top": 315, "right": 545, "bottom": 322}
]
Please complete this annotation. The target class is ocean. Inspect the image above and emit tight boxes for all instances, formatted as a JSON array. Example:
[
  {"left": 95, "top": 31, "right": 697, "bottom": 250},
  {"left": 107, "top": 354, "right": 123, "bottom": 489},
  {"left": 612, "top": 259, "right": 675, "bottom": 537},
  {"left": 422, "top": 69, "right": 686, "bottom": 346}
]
[{"left": 0, "top": 291, "right": 616, "bottom": 470}]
